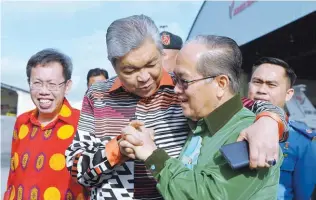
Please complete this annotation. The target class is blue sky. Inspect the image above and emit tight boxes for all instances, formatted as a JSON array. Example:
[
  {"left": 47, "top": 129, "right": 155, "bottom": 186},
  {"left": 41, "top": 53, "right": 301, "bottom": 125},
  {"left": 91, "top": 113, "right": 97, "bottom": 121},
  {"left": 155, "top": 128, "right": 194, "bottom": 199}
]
[{"left": 1, "top": 1, "right": 203, "bottom": 103}]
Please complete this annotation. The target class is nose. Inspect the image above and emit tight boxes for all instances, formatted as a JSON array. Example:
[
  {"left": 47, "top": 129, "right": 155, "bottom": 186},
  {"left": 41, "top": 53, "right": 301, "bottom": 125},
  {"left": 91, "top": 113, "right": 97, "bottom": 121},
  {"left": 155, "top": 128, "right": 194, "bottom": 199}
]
[
  {"left": 38, "top": 85, "right": 51, "bottom": 95},
  {"left": 257, "top": 84, "right": 268, "bottom": 95},
  {"left": 137, "top": 70, "right": 150, "bottom": 82}
]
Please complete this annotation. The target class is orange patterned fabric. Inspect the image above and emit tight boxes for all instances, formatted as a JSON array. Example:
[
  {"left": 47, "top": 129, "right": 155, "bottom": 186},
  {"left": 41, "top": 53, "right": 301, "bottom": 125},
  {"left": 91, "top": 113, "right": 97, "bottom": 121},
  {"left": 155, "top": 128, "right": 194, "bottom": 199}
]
[{"left": 4, "top": 98, "right": 88, "bottom": 200}]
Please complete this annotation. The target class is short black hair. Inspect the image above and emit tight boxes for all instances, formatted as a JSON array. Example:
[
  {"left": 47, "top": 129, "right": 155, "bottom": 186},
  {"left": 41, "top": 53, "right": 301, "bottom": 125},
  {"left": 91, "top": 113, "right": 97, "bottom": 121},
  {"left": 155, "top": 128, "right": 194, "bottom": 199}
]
[
  {"left": 253, "top": 57, "right": 297, "bottom": 87},
  {"left": 26, "top": 48, "right": 73, "bottom": 83},
  {"left": 86, "top": 68, "right": 109, "bottom": 84}
]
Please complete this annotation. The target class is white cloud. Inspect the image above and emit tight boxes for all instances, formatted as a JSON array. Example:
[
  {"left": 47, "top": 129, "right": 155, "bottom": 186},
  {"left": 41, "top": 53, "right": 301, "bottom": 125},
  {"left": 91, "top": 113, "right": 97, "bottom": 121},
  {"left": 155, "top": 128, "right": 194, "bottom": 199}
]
[
  {"left": 1, "top": 1, "right": 203, "bottom": 102},
  {"left": 1, "top": 57, "right": 29, "bottom": 91},
  {"left": 68, "top": 30, "right": 115, "bottom": 76},
  {"left": 0, "top": 30, "right": 114, "bottom": 102},
  {"left": 62, "top": 30, "right": 115, "bottom": 101}
]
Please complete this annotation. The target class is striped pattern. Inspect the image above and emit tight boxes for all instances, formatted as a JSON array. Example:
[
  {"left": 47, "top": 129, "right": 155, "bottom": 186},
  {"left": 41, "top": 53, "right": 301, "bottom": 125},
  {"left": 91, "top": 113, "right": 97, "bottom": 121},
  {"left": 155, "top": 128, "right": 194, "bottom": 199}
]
[
  {"left": 65, "top": 73, "right": 287, "bottom": 200},
  {"left": 66, "top": 74, "right": 189, "bottom": 200},
  {"left": 241, "top": 97, "right": 289, "bottom": 142}
]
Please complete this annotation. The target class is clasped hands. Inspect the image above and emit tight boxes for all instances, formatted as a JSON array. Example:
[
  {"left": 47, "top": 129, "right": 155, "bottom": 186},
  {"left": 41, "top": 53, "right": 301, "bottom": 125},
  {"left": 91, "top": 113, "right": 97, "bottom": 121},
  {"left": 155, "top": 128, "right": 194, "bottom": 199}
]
[
  {"left": 119, "top": 117, "right": 279, "bottom": 168},
  {"left": 119, "top": 120, "right": 157, "bottom": 161}
]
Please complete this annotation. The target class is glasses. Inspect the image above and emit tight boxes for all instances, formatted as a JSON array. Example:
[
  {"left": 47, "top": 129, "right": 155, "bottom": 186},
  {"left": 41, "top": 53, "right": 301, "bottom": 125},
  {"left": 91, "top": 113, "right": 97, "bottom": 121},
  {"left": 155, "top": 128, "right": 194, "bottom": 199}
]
[
  {"left": 30, "top": 80, "right": 67, "bottom": 91},
  {"left": 174, "top": 75, "right": 218, "bottom": 90}
]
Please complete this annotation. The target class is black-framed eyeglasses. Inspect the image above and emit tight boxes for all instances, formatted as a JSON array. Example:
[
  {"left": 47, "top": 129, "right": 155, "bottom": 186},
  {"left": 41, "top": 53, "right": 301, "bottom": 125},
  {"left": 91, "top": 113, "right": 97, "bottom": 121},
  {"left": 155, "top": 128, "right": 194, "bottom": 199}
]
[
  {"left": 30, "top": 80, "right": 67, "bottom": 91},
  {"left": 174, "top": 75, "right": 218, "bottom": 90}
]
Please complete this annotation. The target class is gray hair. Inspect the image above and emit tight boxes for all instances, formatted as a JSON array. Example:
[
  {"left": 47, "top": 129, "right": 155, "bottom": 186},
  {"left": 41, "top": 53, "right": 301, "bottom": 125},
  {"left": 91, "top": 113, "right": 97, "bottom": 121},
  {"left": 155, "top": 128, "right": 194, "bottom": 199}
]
[
  {"left": 106, "top": 14, "right": 163, "bottom": 66},
  {"left": 26, "top": 48, "right": 73, "bottom": 83},
  {"left": 189, "top": 35, "right": 242, "bottom": 93}
]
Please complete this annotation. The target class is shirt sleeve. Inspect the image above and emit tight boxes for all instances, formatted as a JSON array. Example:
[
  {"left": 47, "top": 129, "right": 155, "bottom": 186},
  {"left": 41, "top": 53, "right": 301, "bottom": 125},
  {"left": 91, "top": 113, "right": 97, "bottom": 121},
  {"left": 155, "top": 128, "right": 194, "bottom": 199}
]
[
  {"left": 145, "top": 149, "right": 280, "bottom": 200},
  {"left": 293, "top": 140, "right": 316, "bottom": 200},
  {"left": 65, "top": 92, "right": 116, "bottom": 187},
  {"left": 241, "top": 97, "right": 288, "bottom": 133}
]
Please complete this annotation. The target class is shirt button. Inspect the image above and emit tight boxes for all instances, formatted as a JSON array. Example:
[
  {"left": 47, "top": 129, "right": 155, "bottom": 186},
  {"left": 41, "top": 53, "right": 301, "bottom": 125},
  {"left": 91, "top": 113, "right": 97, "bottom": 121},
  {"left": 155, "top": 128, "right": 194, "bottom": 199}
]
[
  {"left": 150, "top": 164, "right": 156, "bottom": 171},
  {"left": 306, "top": 129, "right": 312, "bottom": 134}
]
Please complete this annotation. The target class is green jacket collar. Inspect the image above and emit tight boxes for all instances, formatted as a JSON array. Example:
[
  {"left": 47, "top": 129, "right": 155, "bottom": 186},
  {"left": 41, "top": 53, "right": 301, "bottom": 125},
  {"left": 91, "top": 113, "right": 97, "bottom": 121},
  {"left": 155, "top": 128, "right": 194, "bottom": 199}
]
[{"left": 189, "top": 94, "right": 243, "bottom": 136}]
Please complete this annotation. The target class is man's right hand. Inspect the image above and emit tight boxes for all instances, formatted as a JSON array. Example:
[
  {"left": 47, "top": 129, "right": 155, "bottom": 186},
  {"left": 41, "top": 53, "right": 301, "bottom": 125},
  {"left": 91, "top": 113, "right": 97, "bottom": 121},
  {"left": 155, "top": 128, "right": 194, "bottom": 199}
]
[
  {"left": 119, "top": 120, "right": 155, "bottom": 160},
  {"left": 119, "top": 121, "right": 145, "bottom": 159}
]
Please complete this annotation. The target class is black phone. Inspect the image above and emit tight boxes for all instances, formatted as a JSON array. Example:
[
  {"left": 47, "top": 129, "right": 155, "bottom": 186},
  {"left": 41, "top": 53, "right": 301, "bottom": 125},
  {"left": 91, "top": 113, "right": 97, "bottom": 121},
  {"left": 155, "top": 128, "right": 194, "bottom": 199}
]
[{"left": 219, "top": 141, "right": 249, "bottom": 170}]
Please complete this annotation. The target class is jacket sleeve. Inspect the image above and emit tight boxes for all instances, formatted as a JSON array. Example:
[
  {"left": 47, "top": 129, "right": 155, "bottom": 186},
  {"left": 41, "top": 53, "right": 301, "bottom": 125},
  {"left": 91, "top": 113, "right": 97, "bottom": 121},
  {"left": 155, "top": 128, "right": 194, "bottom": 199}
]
[
  {"left": 65, "top": 93, "right": 116, "bottom": 187},
  {"left": 242, "top": 97, "right": 288, "bottom": 133},
  {"left": 293, "top": 139, "right": 316, "bottom": 200},
  {"left": 4, "top": 120, "right": 20, "bottom": 200},
  {"left": 145, "top": 149, "right": 280, "bottom": 200}
]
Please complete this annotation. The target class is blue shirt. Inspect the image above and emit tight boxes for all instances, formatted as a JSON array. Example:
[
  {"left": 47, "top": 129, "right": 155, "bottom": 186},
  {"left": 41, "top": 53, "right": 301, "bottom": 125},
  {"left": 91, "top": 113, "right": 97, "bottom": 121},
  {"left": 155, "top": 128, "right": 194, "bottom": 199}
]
[{"left": 278, "top": 120, "right": 316, "bottom": 200}]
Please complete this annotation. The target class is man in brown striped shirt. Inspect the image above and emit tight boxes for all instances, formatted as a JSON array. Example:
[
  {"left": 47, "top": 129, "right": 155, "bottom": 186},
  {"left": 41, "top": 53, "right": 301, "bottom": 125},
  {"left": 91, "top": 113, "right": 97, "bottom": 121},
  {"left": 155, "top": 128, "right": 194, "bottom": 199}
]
[{"left": 66, "top": 14, "right": 287, "bottom": 200}]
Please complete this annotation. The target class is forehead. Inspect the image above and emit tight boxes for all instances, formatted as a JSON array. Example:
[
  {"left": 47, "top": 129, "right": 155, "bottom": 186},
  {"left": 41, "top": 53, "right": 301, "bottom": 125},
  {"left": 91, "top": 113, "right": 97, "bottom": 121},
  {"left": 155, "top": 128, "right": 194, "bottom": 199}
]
[
  {"left": 119, "top": 39, "right": 160, "bottom": 67},
  {"left": 174, "top": 42, "right": 208, "bottom": 75},
  {"left": 31, "top": 62, "right": 64, "bottom": 80},
  {"left": 252, "top": 64, "right": 287, "bottom": 82},
  {"left": 89, "top": 75, "right": 106, "bottom": 81}
]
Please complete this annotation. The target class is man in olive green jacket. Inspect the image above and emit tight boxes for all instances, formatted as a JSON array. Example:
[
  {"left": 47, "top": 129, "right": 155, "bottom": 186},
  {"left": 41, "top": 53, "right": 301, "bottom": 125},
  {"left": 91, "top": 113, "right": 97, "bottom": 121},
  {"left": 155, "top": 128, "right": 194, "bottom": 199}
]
[{"left": 120, "top": 35, "right": 281, "bottom": 200}]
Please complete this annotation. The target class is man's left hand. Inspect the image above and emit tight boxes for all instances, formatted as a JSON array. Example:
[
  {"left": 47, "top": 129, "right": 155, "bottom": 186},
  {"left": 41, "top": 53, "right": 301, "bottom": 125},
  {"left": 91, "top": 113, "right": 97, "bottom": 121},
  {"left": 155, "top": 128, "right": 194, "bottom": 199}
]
[
  {"left": 120, "top": 125, "right": 157, "bottom": 161},
  {"left": 237, "top": 116, "right": 279, "bottom": 169}
]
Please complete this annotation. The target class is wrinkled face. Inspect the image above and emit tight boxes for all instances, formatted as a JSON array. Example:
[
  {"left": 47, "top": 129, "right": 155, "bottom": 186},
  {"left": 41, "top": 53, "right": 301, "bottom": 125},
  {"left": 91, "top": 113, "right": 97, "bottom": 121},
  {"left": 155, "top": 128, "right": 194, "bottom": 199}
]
[
  {"left": 29, "top": 62, "right": 72, "bottom": 118},
  {"left": 174, "top": 42, "right": 220, "bottom": 121},
  {"left": 248, "top": 64, "right": 294, "bottom": 108},
  {"left": 88, "top": 75, "right": 107, "bottom": 87},
  {"left": 115, "top": 38, "right": 163, "bottom": 98},
  {"left": 162, "top": 49, "right": 179, "bottom": 72}
]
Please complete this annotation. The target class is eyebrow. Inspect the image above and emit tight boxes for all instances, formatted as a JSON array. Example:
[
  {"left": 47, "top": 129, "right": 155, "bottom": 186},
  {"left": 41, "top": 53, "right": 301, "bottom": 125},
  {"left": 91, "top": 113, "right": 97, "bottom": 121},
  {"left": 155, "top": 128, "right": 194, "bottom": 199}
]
[
  {"left": 145, "top": 56, "right": 158, "bottom": 66},
  {"left": 266, "top": 81, "right": 278, "bottom": 85},
  {"left": 122, "top": 56, "right": 158, "bottom": 70},
  {"left": 122, "top": 65, "right": 137, "bottom": 70},
  {"left": 33, "top": 78, "right": 59, "bottom": 83},
  {"left": 252, "top": 77, "right": 278, "bottom": 84}
]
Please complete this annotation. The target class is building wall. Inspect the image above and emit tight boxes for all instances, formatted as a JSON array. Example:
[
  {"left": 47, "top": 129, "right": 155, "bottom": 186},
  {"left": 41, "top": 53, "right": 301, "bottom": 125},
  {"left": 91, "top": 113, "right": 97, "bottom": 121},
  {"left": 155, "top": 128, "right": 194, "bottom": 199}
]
[
  {"left": 1, "top": 88, "right": 18, "bottom": 116},
  {"left": 188, "top": 1, "right": 316, "bottom": 107},
  {"left": 295, "top": 79, "right": 316, "bottom": 106},
  {"left": 1, "top": 87, "right": 35, "bottom": 116},
  {"left": 188, "top": 1, "right": 316, "bottom": 45},
  {"left": 16, "top": 91, "right": 35, "bottom": 116}
]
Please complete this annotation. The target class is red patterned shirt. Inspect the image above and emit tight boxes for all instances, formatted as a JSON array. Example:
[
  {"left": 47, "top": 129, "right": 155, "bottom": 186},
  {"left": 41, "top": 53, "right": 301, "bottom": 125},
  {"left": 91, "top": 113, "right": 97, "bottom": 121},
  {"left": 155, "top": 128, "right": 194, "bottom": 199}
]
[{"left": 4, "top": 98, "right": 87, "bottom": 200}]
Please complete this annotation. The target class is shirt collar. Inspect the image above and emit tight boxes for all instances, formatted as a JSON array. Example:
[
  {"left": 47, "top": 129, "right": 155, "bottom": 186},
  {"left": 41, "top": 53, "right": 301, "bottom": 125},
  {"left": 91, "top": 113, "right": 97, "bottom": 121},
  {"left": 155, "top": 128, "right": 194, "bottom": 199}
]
[
  {"left": 28, "top": 98, "right": 77, "bottom": 129},
  {"left": 189, "top": 94, "right": 243, "bottom": 136},
  {"left": 109, "top": 68, "right": 174, "bottom": 93}
]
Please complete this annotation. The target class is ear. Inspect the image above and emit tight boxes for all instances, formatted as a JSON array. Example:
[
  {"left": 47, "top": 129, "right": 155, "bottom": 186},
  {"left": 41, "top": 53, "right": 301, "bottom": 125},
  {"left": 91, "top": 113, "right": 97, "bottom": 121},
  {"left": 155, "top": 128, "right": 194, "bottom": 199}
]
[
  {"left": 285, "top": 88, "right": 294, "bottom": 102},
  {"left": 247, "top": 81, "right": 251, "bottom": 90},
  {"left": 65, "top": 80, "right": 73, "bottom": 95},
  {"left": 216, "top": 75, "right": 230, "bottom": 98}
]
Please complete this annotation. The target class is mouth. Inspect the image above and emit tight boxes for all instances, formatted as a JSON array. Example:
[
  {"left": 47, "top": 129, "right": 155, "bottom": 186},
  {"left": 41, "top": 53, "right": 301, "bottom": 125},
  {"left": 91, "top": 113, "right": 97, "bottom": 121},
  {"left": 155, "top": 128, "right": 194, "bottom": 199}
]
[
  {"left": 254, "top": 97, "right": 269, "bottom": 102},
  {"left": 38, "top": 98, "right": 53, "bottom": 109},
  {"left": 178, "top": 97, "right": 188, "bottom": 103},
  {"left": 139, "top": 83, "right": 153, "bottom": 90}
]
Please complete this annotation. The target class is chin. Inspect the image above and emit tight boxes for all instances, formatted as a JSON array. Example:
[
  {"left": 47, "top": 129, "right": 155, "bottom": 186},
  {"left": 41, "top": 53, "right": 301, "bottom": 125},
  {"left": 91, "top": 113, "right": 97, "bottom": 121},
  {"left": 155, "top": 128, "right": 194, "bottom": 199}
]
[
  {"left": 182, "top": 108, "right": 191, "bottom": 118},
  {"left": 35, "top": 102, "right": 57, "bottom": 114},
  {"left": 137, "top": 88, "right": 156, "bottom": 98},
  {"left": 37, "top": 107, "right": 56, "bottom": 114}
]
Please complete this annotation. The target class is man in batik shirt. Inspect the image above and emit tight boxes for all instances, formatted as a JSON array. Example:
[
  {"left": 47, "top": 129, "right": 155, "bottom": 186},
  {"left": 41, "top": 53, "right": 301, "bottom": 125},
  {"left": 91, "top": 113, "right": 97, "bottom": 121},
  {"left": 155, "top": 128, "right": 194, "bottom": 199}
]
[{"left": 4, "top": 49, "right": 87, "bottom": 200}]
